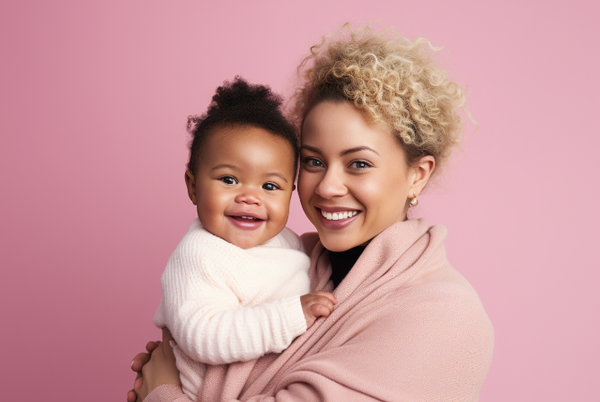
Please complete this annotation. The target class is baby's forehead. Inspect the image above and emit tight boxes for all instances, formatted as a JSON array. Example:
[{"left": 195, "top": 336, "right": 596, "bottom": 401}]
[{"left": 200, "top": 125, "right": 297, "bottom": 176}]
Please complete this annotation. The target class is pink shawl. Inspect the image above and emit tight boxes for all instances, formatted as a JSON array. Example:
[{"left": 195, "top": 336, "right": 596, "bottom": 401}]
[{"left": 146, "top": 219, "right": 494, "bottom": 401}]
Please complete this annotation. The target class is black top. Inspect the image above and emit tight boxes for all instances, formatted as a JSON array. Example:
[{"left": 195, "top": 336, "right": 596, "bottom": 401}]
[{"left": 328, "top": 245, "right": 366, "bottom": 288}]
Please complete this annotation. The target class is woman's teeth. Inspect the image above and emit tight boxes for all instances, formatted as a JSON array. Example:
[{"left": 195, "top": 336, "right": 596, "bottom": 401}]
[{"left": 321, "top": 210, "right": 358, "bottom": 221}]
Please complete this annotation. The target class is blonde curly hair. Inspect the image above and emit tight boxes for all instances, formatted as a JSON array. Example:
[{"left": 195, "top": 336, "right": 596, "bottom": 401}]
[{"left": 292, "top": 24, "right": 466, "bottom": 171}]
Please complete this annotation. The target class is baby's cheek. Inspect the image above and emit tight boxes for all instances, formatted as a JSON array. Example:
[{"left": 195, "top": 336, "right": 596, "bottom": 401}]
[{"left": 270, "top": 200, "right": 290, "bottom": 230}]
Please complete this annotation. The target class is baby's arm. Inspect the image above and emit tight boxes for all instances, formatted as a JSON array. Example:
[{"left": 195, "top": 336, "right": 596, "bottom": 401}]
[
  {"left": 158, "top": 232, "right": 307, "bottom": 365},
  {"left": 170, "top": 291, "right": 306, "bottom": 365},
  {"left": 169, "top": 288, "right": 337, "bottom": 365}
]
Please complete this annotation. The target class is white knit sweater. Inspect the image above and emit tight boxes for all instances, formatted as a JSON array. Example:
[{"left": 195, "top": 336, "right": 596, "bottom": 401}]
[{"left": 153, "top": 219, "right": 310, "bottom": 401}]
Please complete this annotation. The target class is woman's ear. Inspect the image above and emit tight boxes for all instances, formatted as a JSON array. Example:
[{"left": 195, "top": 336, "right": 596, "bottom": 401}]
[
  {"left": 408, "top": 155, "right": 435, "bottom": 197},
  {"left": 185, "top": 170, "right": 198, "bottom": 205}
]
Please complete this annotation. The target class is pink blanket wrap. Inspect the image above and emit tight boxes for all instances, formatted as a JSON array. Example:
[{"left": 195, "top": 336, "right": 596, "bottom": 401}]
[{"left": 145, "top": 219, "right": 494, "bottom": 401}]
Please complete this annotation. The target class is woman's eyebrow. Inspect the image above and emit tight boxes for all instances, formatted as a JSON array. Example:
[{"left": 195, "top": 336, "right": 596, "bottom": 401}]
[
  {"left": 300, "top": 145, "right": 322, "bottom": 154},
  {"left": 341, "top": 146, "right": 380, "bottom": 156},
  {"left": 301, "top": 145, "right": 379, "bottom": 156}
]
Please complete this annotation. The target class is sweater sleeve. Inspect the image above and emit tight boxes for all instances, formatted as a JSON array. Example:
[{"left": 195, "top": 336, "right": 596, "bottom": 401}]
[{"left": 157, "top": 230, "right": 307, "bottom": 366}]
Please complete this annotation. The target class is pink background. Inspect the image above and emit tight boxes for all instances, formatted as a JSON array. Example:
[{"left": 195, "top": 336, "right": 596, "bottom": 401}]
[{"left": 1, "top": 1, "right": 598, "bottom": 400}]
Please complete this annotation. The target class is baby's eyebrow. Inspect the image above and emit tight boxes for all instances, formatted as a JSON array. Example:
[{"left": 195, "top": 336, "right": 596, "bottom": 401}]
[
  {"left": 211, "top": 164, "right": 239, "bottom": 171},
  {"left": 213, "top": 164, "right": 289, "bottom": 183},
  {"left": 265, "top": 172, "right": 289, "bottom": 183}
]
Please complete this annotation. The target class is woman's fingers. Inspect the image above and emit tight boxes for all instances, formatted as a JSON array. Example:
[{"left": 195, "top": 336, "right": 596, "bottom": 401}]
[
  {"left": 128, "top": 339, "right": 163, "bottom": 401},
  {"left": 127, "top": 389, "right": 137, "bottom": 402},
  {"left": 131, "top": 352, "right": 150, "bottom": 373},
  {"left": 134, "top": 375, "right": 144, "bottom": 391},
  {"left": 127, "top": 368, "right": 143, "bottom": 401},
  {"left": 146, "top": 340, "right": 161, "bottom": 353},
  {"left": 130, "top": 340, "right": 161, "bottom": 372}
]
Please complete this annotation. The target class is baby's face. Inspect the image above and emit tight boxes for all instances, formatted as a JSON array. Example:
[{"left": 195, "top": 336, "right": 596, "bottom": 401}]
[{"left": 186, "top": 125, "right": 296, "bottom": 249}]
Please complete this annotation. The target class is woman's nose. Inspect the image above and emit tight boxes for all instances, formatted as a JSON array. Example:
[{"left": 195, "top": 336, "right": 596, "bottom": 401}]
[
  {"left": 234, "top": 187, "right": 262, "bottom": 205},
  {"left": 315, "top": 168, "right": 347, "bottom": 199}
]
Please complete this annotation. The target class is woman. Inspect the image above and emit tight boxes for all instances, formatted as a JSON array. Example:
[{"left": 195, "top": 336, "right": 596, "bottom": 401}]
[{"left": 129, "top": 25, "right": 494, "bottom": 401}]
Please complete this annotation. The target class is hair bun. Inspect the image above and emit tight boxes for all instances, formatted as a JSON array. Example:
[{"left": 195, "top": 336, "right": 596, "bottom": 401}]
[{"left": 209, "top": 76, "right": 282, "bottom": 114}]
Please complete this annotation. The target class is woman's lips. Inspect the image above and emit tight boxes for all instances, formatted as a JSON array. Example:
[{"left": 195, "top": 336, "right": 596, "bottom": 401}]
[
  {"left": 227, "top": 214, "right": 265, "bottom": 230},
  {"left": 315, "top": 207, "right": 360, "bottom": 229}
]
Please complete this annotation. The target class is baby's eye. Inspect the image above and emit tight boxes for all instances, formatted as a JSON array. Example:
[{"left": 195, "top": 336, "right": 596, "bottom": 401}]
[
  {"left": 219, "top": 176, "right": 238, "bottom": 185},
  {"left": 350, "top": 160, "right": 372, "bottom": 170},
  {"left": 262, "top": 182, "right": 280, "bottom": 191}
]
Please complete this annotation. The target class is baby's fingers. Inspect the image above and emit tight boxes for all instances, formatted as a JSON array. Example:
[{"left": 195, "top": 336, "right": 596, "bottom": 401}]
[
  {"left": 311, "top": 290, "right": 337, "bottom": 304},
  {"left": 310, "top": 297, "right": 335, "bottom": 318},
  {"left": 311, "top": 290, "right": 337, "bottom": 305}
]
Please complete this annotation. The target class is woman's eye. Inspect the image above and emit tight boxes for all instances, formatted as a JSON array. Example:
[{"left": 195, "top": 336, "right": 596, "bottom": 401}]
[
  {"left": 304, "top": 157, "right": 323, "bottom": 168},
  {"left": 262, "top": 182, "right": 280, "bottom": 191},
  {"left": 220, "top": 176, "right": 237, "bottom": 185},
  {"left": 351, "top": 160, "right": 371, "bottom": 169}
]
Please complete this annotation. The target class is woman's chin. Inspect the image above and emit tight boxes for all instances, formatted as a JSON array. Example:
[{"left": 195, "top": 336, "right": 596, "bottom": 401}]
[{"left": 318, "top": 232, "right": 361, "bottom": 252}]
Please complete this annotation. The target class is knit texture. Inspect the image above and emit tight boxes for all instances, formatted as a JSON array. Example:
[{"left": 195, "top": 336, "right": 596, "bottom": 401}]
[
  {"left": 147, "top": 219, "right": 494, "bottom": 402},
  {"left": 153, "top": 219, "right": 310, "bottom": 400}
]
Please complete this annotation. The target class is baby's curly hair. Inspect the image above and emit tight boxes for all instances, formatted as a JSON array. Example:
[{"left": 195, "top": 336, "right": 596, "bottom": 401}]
[
  {"left": 187, "top": 77, "right": 298, "bottom": 176},
  {"left": 292, "top": 24, "right": 466, "bottom": 171}
]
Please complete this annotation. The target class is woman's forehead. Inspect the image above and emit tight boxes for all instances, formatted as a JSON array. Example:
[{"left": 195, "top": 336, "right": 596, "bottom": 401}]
[{"left": 301, "top": 101, "right": 398, "bottom": 151}]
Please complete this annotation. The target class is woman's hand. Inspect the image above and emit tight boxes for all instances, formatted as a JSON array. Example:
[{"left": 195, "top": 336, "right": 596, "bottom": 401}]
[
  {"left": 301, "top": 290, "right": 337, "bottom": 328},
  {"left": 127, "top": 340, "right": 159, "bottom": 402},
  {"left": 127, "top": 328, "right": 181, "bottom": 402}
]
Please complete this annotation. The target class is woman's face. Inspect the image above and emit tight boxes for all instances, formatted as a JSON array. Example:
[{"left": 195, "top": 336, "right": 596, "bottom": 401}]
[{"left": 298, "top": 101, "right": 417, "bottom": 252}]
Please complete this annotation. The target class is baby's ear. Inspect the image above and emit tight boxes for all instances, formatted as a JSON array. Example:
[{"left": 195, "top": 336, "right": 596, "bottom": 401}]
[{"left": 184, "top": 170, "right": 198, "bottom": 205}]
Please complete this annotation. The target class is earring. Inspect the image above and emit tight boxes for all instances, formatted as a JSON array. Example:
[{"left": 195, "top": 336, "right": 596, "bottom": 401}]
[{"left": 409, "top": 192, "right": 418, "bottom": 207}]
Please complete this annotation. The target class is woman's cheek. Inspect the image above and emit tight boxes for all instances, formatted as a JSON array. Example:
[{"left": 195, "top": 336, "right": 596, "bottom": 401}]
[{"left": 297, "top": 173, "right": 316, "bottom": 207}]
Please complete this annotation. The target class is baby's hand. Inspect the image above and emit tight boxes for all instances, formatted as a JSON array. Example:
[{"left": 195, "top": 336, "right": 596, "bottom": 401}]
[{"left": 300, "top": 290, "right": 337, "bottom": 328}]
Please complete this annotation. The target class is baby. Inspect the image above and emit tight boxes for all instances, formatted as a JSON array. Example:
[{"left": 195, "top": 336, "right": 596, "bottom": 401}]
[{"left": 153, "top": 77, "right": 336, "bottom": 401}]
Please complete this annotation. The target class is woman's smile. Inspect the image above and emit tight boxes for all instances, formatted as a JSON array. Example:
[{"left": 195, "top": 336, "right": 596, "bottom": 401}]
[
  {"left": 319, "top": 208, "right": 359, "bottom": 221},
  {"left": 315, "top": 206, "right": 361, "bottom": 229}
]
